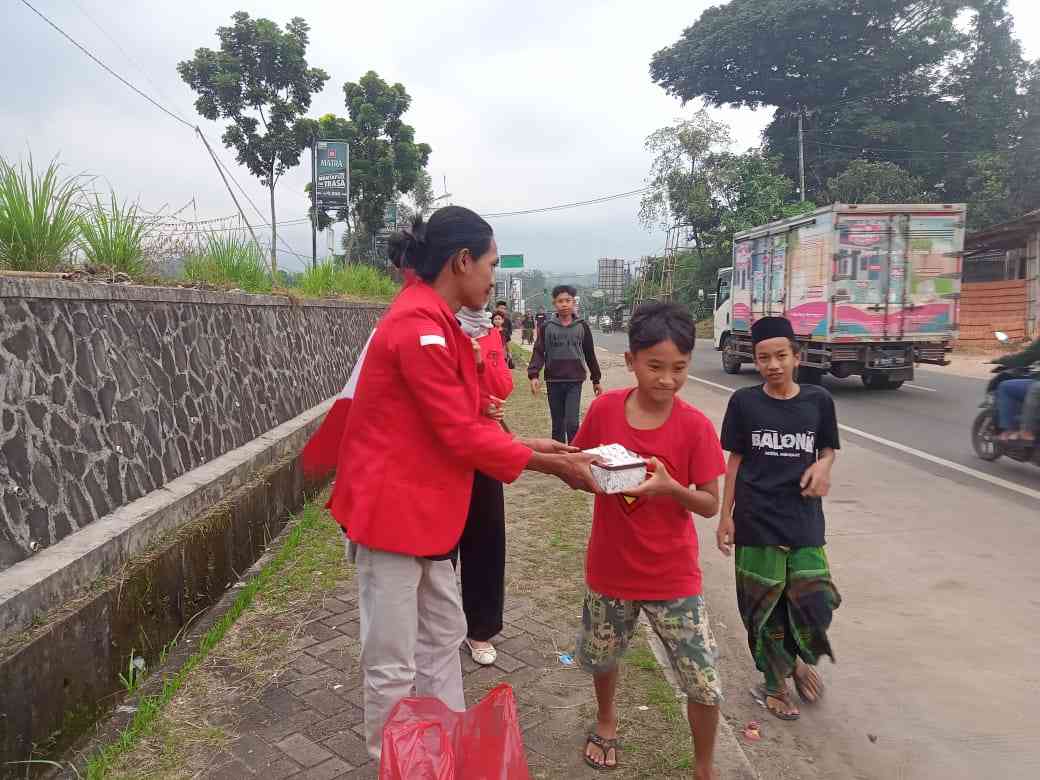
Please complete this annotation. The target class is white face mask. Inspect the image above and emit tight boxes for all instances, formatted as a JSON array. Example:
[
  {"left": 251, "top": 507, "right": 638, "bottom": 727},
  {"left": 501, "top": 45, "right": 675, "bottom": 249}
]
[{"left": 457, "top": 307, "right": 493, "bottom": 338}]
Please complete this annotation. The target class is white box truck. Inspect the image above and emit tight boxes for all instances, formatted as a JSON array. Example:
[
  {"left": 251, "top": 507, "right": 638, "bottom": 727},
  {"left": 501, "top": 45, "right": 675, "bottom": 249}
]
[{"left": 713, "top": 203, "right": 965, "bottom": 389}]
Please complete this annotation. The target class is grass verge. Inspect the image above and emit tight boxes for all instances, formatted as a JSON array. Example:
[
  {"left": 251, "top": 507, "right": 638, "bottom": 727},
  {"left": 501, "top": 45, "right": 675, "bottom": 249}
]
[{"left": 82, "top": 503, "right": 339, "bottom": 779}]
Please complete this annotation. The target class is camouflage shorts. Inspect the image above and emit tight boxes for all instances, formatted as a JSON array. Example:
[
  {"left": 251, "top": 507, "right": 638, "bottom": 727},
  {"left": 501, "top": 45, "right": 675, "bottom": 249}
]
[{"left": 575, "top": 590, "right": 722, "bottom": 705}]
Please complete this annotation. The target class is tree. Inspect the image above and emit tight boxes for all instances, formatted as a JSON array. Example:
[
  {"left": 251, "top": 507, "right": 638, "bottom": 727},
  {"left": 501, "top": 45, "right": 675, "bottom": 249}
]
[
  {"left": 963, "top": 152, "right": 1015, "bottom": 229},
  {"left": 343, "top": 71, "right": 431, "bottom": 260},
  {"left": 826, "top": 160, "right": 932, "bottom": 204},
  {"left": 639, "top": 111, "right": 733, "bottom": 269},
  {"left": 650, "top": 1, "right": 969, "bottom": 203},
  {"left": 1010, "top": 62, "right": 1040, "bottom": 216},
  {"left": 638, "top": 115, "right": 812, "bottom": 316},
  {"left": 178, "top": 12, "right": 329, "bottom": 278},
  {"left": 945, "top": 1, "right": 1026, "bottom": 161},
  {"left": 299, "top": 74, "right": 431, "bottom": 262},
  {"left": 651, "top": 0, "right": 961, "bottom": 113},
  {"left": 411, "top": 169, "right": 436, "bottom": 217}
]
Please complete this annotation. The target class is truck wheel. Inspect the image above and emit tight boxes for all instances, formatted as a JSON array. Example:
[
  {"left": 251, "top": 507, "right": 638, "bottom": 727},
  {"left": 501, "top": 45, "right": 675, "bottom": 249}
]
[
  {"left": 798, "top": 367, "right": 824, "bottom": 385},
  {"left": 721, "top": 337, "right": 742, "bottom": 374},
  {"left": 971, "top": 410, "right": 1002, "bottom": 461}
]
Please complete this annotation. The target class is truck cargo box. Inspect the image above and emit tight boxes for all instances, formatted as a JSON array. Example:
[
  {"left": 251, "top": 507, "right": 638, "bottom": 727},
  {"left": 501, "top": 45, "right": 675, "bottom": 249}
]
[{"left": 730, "top": 203, "right": 965, "bottom": 342}]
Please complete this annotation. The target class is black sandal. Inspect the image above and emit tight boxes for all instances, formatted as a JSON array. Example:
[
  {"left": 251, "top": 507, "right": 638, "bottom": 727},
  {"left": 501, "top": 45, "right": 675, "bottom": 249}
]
[{"left": 583, "top": 732, "right": 620, "bottom": 771}]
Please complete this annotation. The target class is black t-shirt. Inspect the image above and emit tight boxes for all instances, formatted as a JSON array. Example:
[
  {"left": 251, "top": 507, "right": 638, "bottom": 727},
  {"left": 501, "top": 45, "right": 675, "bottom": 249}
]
[{"left": 720, "top": 384, "right": 840, "bottom": 547}]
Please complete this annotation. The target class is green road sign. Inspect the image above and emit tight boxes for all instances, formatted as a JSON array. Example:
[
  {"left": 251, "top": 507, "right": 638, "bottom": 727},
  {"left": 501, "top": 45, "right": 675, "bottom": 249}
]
[{"left": 500, "top": 254, "right": 524, "bottom": 269}]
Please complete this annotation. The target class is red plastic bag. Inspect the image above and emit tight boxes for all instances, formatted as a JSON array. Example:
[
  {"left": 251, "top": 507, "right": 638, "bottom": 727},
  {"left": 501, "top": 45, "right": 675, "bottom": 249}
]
[{"left": 379, "top": 683, "right": 532, "bottom": 780}]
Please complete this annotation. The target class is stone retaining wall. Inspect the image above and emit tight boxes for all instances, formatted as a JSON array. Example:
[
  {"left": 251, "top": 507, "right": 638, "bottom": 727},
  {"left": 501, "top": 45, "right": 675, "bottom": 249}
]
[{"left": 0, "top": 279, "right": 384, "bottom": 569}]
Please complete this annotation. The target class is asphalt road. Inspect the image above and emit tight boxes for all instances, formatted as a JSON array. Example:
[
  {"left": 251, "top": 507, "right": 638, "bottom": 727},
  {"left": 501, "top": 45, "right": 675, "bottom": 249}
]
[{"left": 592, "top": 329, "right": 1040, "bottom": 499}]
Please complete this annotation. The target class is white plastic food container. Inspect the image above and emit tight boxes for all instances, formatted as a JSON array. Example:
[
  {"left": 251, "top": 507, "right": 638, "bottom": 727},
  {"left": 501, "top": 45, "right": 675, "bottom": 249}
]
[{"left": 583, "top": 444, "right": 648, "bottom": 494}]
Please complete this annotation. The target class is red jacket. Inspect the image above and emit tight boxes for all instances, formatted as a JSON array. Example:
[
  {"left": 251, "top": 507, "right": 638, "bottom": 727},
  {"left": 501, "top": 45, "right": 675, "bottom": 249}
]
[
  {"left": 475, "top": 329, "right": 513, "bottom": 413},
  {"left": 328, "top": 282, "right": 532, "bottom": 556}
]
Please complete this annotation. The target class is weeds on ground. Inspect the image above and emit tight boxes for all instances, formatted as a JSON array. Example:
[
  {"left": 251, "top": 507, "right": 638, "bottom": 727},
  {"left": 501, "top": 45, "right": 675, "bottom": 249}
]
[
  {"left": 296, "top": 260, "right": 398, "bottom": 300},
  {"left": 78, "top": 193, "right": 150, "bottom": 276},
  {"left": 182, "top": 235, "right": 272, "bottom": 293},
  {"left": 0, "top": 155, "right": 82, "bottom": 271},
  {"left": 116, "top": 651, "right": 146, "bottom": 695}
]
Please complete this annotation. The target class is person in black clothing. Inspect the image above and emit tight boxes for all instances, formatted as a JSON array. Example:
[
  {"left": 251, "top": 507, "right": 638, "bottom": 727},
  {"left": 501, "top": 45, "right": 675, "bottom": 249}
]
[
  {"left": 717, "top": 316, "right": 841, "bottom": 723},
  {"left": 528, "top": 285, "right": 602, "bottom": 443},
  {"left": 521, "top": 313, "right": 535, "bottom": 345}
]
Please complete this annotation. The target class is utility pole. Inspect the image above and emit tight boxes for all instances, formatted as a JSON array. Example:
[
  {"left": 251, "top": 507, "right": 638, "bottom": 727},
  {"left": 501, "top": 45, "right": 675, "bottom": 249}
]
[
  {"left": 797, "top": 110, "right": 806, "bottom": 203},
  {"left": 195, "top": 128, "right": 268, "bottom": 272},
  {"left": 311, "top": 135, "right": 318, "bottom": 270}
]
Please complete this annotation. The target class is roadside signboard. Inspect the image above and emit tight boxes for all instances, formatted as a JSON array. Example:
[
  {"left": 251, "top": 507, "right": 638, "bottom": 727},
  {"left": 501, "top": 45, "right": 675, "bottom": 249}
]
[
  {"left": 500, "top": 254, "right": 524, "bottom": 269},
  {"left": 314, "top": 140, "right": 349, "bottom": 208}
]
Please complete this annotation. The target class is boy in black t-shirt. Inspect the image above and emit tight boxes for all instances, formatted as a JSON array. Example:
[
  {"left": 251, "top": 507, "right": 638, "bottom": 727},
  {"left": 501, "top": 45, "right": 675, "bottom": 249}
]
[{"left": 717, "top": 316, "right": 842, "bottom": 722}]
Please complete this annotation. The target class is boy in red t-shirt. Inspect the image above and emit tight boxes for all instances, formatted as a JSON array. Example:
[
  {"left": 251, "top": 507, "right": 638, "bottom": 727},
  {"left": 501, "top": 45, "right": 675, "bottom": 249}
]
[{"left": 571, "top": 301, "right": 726, "bottom": 777}]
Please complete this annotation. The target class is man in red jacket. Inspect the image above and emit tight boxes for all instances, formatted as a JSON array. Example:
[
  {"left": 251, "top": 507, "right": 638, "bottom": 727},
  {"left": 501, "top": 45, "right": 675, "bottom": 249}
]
[{"left": 329, "top": 207, "right": 599, "bottom": 760}]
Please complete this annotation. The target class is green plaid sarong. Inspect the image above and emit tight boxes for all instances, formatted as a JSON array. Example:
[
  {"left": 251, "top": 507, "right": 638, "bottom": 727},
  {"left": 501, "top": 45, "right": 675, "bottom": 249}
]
[{"left": 735, "top": 545, "right": 841, "bottom": 691}]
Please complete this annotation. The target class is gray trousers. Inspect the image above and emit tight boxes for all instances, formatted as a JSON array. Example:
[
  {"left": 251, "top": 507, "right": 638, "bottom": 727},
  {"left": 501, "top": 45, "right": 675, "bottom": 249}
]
[{"left": 354, "top": 543, "right": 467, "bottom": 760}]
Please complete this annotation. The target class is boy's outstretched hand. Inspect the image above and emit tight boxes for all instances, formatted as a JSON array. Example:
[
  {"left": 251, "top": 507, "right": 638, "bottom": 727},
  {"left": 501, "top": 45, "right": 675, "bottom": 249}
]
[
  {"left": 800, "top": 461, "right": 832, "bottom": 498},
  {"left": 716, "top": 515, "right": 734, "bottom": 556},
  {"left": 625, "top": 457, "right": 676, "bottom": 498}
]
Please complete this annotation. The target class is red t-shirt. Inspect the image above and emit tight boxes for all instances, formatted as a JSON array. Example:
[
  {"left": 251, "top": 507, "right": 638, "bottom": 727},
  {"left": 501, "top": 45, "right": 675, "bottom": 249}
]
[{"left": 572, "top": 388, "right": 726, "bottom": 601}]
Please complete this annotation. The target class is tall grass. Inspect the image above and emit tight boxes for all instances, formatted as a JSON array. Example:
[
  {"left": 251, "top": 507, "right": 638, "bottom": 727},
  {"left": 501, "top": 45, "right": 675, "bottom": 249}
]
[
  {"left": 183, "top": 235, "right": 271, "bottom": 293},
  {"left": 296, "top": 260, "right": 398, "bottom": 300},
  {"left": 78, "top": 193, "right": 150, "bottom": 275},
  {"left": 0, "top": 156, "right": 82, "bottom": 271}
]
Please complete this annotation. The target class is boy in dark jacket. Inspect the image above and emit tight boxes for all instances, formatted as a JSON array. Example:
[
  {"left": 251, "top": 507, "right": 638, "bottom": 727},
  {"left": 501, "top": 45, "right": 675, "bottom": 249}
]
[{"left": 528, "top": 285, "right": 602, "bottom": 443}]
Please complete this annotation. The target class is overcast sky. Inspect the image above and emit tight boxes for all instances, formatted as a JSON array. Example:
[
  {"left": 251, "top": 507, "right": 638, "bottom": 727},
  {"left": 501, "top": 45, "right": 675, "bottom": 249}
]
[{"left": 3, "top": 1, "right": 1039, "bottom": 273}]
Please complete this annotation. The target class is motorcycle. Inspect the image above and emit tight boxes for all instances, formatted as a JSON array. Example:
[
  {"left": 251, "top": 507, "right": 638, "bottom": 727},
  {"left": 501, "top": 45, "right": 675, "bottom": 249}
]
[{"left": 971, "top": 332, "right": 1040, "bottom": 465}]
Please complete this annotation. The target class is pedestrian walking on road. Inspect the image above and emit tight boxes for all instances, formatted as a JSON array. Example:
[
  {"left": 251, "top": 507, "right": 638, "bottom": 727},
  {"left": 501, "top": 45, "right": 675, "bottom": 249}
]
[
  {"left": 521, "top": 313, "right": 535, "bottom": 345},
  {"left": 528, "top": 285, "right": 602, "bottom": 443},
  {"left": 457, "top": 305, "right": 514, "bottom": 667},
  {"left": 717, "top": 316, "right": 842, "bottom": 722},
  {"left": 327, "top": 206, "right": 601, "bottom": 760},
  {"left": 571, "top": 302, "right": 726, "bottom": 777}
]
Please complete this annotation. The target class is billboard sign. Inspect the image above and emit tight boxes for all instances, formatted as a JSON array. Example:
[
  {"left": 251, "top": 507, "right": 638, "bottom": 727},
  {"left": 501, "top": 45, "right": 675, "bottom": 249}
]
[{"left": 314, "top": 140, "right": 349, "bottom": 207}]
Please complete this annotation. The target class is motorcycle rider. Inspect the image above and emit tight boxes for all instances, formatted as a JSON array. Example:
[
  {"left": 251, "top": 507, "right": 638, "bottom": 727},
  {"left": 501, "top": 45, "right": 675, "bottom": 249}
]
[{"left": 993, "top": 336, "right": 1040, "bottom": 442}]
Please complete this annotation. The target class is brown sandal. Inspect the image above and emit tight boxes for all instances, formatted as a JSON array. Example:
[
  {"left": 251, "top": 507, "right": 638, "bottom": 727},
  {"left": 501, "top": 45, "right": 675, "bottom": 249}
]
[
  {"left": 755, "top": 685, "right": 800, "bottom": 721},
  {"left": 584, "top": 732, "right": 620, "bottom": 770}
]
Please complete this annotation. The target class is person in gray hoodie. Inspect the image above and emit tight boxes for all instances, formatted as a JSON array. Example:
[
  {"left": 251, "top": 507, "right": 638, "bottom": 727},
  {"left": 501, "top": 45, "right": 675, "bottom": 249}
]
[{"left": 529, "top": 285, "right": 602, "bottom": 442}]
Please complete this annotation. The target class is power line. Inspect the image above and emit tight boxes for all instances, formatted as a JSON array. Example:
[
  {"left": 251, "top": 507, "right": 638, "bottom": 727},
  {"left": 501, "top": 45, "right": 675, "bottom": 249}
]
[
  {"left": 812, "top": 139, "right": 1040, "bottom": 157},
  {"left": 22, "top": 0, "right": 315, "bottom": 266},
  {"left": 209, "top": 149, "right": 311, "bottom": 259},
  {"left": 19, "top": 0, "right": 194, "bottom": 129},
  {"left": 483, "top": 187, "right": 650, "bottom": 218}
]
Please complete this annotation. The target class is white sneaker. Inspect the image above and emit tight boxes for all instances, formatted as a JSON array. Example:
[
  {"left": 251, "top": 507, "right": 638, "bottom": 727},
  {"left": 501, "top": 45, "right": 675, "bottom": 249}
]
[{"left": 466, "top": 639, "right": 497, "bottom": 666}]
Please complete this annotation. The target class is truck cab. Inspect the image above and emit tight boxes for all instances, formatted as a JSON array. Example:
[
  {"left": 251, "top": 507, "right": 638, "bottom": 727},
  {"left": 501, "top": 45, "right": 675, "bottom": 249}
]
[{"left": 713, "top": 267, "right": 734, "bottom": 351}]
